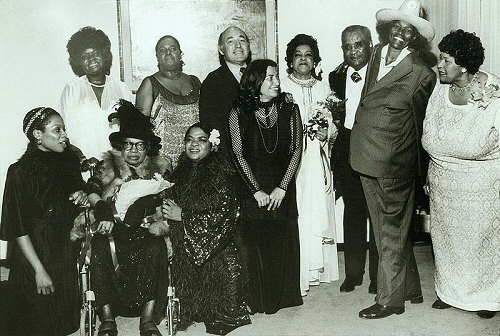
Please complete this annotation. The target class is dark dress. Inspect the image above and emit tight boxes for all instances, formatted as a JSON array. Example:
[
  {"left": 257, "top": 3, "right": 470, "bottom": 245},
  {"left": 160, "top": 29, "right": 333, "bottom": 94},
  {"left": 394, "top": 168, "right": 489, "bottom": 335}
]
[
  {"left": 165, "top": 152, "right": 251, "bottom": 335},
  {"left": 228, "top": 95, "right": 303, "bottom": 314},
  {"left": 0, "top": 147, "right": 84, "bottom": 335},
  {"left": 86, "top": 150, "right": 170, "bottom": 322}
]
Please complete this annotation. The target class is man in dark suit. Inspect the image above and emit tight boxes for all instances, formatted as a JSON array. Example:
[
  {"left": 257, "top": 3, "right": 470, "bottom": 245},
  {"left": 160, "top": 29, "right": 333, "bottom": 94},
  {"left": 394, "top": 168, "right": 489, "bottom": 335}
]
[
  {"left": 350, "top": 0, "right": 436, "bottom": 319},
  {"left": 199, "top": 26, "right": 251, "bottom": 154},
  {"left": 329, "top": 25, "right": 378, "bottom": 295}
]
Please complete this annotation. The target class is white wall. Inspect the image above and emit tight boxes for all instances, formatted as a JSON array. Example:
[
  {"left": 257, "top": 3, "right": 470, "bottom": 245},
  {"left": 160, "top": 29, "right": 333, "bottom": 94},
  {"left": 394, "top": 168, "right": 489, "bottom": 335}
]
[{"left": 0, "top": 0, "right": 121, "bottom": 258}]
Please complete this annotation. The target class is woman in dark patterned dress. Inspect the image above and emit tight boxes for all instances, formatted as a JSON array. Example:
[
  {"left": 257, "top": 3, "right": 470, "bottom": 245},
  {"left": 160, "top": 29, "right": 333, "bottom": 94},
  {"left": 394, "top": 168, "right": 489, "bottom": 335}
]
[
  {"left": 1, "top": 107, "right": 87, "bottom": 335},
  {"left": 83, "top": 100, "right": 171, "bottom": 336},
  {"left": 160, "top": 122, "right": 251, "bottom": 335},
  {"left": 228, "top": 59, "right": 304, "bottom": 314}
]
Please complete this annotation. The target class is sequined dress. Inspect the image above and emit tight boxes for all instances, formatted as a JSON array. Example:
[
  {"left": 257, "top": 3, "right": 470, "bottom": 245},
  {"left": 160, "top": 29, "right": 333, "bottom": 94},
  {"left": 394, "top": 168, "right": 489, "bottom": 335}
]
[
  {"left": 148, "top": 75, "right": 200, "bottom": 166},
  {"left": 422, "top": 73, "right": 500, "bottom": 311},
  {"left": 228, "top": 95, "right": 304, "bottom": 314},
  {"left": 165, "top": 152, "right": 251, "bottom": 335},
  {"left": 0, "top": 148, "right": 85, "bottom": 335},
  {"left": 86, "top": 150, "right": 170, "bottom": 322}
]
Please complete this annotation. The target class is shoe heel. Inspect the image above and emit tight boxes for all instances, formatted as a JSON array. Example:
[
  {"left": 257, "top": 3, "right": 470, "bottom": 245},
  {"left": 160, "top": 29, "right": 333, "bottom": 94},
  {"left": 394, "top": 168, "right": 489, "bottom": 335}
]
[{"left": 410, "top": 295, "right": 423, "bottom": 304}]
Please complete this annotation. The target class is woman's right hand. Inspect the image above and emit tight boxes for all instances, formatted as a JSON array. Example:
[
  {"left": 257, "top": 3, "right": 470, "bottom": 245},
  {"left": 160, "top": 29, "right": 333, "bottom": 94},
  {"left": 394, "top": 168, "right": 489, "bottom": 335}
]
[
  {"left": 35, "top": 268, "right": 54, "bottom": 295},
  {"left": 97, "top": 220, "right": 114, "bottom": 235},
  {"left": 253, "top": 190, "right": 270, "bottom": 208}
]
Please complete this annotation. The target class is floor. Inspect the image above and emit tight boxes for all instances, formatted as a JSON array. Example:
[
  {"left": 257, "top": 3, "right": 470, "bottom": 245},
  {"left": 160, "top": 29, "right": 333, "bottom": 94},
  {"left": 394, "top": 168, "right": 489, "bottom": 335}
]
[{"left": 68, "top": 244, "right": 499, "bottom": 336}]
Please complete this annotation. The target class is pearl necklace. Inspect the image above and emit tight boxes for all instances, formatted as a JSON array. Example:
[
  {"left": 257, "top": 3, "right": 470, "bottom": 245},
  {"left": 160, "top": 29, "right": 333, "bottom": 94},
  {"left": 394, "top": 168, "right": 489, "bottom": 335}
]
[
  {"left": 450, "top": 73, "right": 478, "bottom": 92},
  {"left": 89, "top": 81, "right": 105, "bottom": 88}
]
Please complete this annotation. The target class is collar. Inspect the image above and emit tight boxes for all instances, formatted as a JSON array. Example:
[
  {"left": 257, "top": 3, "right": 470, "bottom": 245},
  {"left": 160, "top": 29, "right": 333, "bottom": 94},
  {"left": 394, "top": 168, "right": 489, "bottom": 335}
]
[
  {"left": 226, "top": 61, "right": 245, "bottom": 82},
  {"left": 380, "top": 44, "right": 411, "bottom": 68}
]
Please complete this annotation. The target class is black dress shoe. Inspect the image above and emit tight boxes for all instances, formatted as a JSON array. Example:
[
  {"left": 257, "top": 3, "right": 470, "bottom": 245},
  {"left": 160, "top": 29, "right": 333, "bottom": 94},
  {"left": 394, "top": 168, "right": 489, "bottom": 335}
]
[
  {"left": 359, "top": 303, "right": 404, "bottom": 319},
  {"left": 340, "top": 278, "right": 362, "bottom": 292},
  {"left": 477, "top": 310, "right": 497, "bottom": 318},
  {"left": 432, "top": 299, "right": 451, "bottom": 309},
  {"left": 368, "top": 280, "right": 377, "bottom": 294},
  {"left": 405, "top": 292, "right": 423, "bottom": 304}
]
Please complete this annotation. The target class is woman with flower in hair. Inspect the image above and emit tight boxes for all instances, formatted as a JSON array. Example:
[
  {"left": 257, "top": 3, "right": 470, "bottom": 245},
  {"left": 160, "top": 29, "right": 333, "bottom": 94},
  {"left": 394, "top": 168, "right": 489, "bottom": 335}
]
[
  {"left": 160, "top": 122, "right": 251, "bottom": 335},
  {"left": 422, "top": 29, "right": 500, "bottom": 318},
  {"left": 61, "top": 26, "right": 133, "bottom": 162},
  {"left": 0, "top": 107, "right": 87, "bottom": 335},
  {"left": 280, "top": 33, "right": 339, "bottom": 296}
]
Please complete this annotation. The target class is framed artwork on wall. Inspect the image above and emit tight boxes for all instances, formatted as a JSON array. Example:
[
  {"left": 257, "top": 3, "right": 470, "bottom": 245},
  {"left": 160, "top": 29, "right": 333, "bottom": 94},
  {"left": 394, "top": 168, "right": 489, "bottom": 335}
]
[{"left": 117, "top": 0, "right": 276, "bottom": 91}]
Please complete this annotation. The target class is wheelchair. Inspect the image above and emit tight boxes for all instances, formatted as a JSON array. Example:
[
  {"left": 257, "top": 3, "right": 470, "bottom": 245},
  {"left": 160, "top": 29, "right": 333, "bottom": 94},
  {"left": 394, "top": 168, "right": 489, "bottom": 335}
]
[
  {"left": 78, "top": 205, "right": 97, "bottom": 336},
  {"left": 164, "top": 255, "right": 180, "bottom": 336}
]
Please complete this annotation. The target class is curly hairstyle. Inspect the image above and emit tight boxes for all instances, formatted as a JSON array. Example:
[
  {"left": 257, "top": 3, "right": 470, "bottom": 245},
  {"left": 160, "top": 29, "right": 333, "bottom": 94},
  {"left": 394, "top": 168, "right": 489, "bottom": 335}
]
[
  {"left": 66, "top": 26, "right": 113, "bottom": 77},
  {"left": 184, "top": 122, "right": 213, "bottom": 141},
  {"left": 438, "top": 29, "right": 484, "bottom": 74},
  {"left": 23, "top": 107, "right": 60, "bottom": 144},
  {"left": 285, "top": 34, "right": 322, "bottom": 80},
  {"left": 234, "top": 59, "right": 282, "bottom": 113},
  {"left": 376, "top": 7, "right": 430, "bottom": 51}
]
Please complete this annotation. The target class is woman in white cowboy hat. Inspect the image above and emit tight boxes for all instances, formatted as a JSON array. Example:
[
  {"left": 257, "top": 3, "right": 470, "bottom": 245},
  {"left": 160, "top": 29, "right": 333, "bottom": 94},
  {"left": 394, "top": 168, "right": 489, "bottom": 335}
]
[{"left": 350, "top": 0, "right": 437, "bottom": 319}]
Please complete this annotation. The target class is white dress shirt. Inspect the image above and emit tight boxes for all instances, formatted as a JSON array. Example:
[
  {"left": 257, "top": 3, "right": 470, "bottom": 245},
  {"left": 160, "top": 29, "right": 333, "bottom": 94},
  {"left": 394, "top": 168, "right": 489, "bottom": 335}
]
[
  {"left": 345, "top": 65, "right": 367, "bottom": 130},
  {"left": 226, "top": 61, "right": 245, "bottom": 83},
  {"left": 377, "top": 44, "right": 411, "bottom": 81}
]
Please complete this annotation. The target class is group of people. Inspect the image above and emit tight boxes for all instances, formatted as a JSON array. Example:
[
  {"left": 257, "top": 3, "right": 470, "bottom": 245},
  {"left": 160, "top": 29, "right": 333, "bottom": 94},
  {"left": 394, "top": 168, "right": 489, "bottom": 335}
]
[{"left": 1, "top": 0, "right": 499, "bottom": 335}]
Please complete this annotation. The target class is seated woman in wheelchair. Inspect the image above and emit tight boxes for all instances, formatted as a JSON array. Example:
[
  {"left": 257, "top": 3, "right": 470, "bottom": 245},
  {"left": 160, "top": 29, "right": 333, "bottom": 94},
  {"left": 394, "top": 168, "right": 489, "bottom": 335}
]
[
  {"left": 81, "top": 100, "right": 172, "bottom": 336},
  {"left": 159, "top": 123, "right": 251, "bottom": 335}
]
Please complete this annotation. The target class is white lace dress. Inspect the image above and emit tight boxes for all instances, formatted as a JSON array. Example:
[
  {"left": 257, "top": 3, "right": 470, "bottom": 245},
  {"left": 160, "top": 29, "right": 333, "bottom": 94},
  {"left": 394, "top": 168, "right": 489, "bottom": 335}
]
[
  {"left": 422, "top": 72, "right": 500, "bottom": 311},
  {"left": 281, "top": 74, "right": 339, "bottom": 296},
  {"left": 60, "top": 76, "right": 133, "bottom": 160}
]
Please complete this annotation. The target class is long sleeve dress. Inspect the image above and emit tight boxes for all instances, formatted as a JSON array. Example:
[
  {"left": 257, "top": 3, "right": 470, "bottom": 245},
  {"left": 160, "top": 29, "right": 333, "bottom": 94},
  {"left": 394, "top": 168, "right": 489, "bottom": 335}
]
[
  {"left": 280, "top": 74, "right": 339, "bottom": 296},
  {"left": 86, "top": 150, "right": 170, "bottom": 322},
  {"left": 228, "top": 95, "right": 304, "bottom": 314},
  {"left": 0, "top": 147, "right": 85, "bottom": 335},
  {"left": 164, "top": 152, "right": 251, "bottom": 335},
  {"left": 60, "top": 75, "right": 133, "bottom": 160},
  {"left": 422, "top": 72, "right": 500, "bottom": 311}
]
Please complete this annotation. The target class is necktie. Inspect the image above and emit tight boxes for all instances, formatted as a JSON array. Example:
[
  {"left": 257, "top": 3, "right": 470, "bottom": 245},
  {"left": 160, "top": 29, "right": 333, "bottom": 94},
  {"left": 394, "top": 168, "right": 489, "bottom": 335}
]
[
  {"left": 351, "top": 71, "right": 362, "bottom": 83},
  {"left": 240, "top": 67, "right": 246, "bottom": 74}
]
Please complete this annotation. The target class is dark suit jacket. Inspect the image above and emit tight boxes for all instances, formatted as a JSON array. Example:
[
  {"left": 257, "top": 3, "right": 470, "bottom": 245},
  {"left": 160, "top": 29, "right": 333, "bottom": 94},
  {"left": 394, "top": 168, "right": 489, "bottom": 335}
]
[
  {"left": 199, "top": 62, "right": 240, "bottom": 154},
  {"left": 350, "top": 44, "right": 436, "bottom": 179}
]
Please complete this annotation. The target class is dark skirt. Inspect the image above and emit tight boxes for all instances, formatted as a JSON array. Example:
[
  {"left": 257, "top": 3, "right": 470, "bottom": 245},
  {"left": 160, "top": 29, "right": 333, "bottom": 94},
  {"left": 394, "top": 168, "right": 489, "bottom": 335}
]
[
  {"left": 6, "top": 248, "right": 80, "bottom": 336},
  {"left": 242, "top": 218, "right": 303, "bottom": 314},
  {"left": 171, "top": 226, "right": 251, "bottom": 335},
  {"left": 91, "top": 226, "right": 169, "bottom": 322}
]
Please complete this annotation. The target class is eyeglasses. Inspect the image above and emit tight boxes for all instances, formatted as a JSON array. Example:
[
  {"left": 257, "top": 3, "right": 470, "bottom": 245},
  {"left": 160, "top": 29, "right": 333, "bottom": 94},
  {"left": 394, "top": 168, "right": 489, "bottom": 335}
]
[{"left": 122, "top": 141, "right": 148, "bottom": 151}]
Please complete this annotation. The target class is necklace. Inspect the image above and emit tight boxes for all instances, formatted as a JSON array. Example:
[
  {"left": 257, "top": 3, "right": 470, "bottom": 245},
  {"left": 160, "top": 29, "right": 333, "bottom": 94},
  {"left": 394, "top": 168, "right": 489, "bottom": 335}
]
[
  {"left": 287, "top": 74, "right": 317, "bottom": 88},
  {"left": 88, "top": 79, "right": 105, "bottom": 88},
  {"left": 450, "top": 73, "right": 478, "bottom": 92},
  {"left": 255, "top": 104, "right": 278, "bottom": 129},
  {"left": 256, "top": 118, "right": 279, "bottom": 154},
  {"left": 254, "top": 105, "right": 279, "bottom": 153}
]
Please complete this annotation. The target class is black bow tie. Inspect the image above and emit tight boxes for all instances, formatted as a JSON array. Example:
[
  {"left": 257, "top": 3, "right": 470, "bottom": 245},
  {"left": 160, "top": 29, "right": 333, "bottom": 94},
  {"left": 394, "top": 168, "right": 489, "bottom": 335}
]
[{"left": 351, "top": 72, "right": 362, "bottom": 83}]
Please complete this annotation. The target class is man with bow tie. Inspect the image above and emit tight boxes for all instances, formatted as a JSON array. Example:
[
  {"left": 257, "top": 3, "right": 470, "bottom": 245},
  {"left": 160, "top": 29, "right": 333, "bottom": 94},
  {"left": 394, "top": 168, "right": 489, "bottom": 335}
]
[
  {"left": 199, "top": 26, "right": 251, "bottom": 155},
  {"left": 328, "top": 25, "right": 378, "bottom": 296}
]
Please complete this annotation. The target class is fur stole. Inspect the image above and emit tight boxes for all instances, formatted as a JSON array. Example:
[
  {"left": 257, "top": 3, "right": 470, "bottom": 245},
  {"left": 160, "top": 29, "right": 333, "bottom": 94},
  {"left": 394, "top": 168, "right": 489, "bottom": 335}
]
[
  {"left": 170, "top": 152, "right": 236, "bottom": 213},
  {"left": 96, "top": 149, "right": 171, "bottom": 200}
]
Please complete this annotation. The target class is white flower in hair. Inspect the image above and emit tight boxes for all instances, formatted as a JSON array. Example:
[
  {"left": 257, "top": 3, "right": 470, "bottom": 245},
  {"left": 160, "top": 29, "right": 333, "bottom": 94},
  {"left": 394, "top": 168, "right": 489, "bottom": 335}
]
[{"left": 209, "top": 129, "right": 221, "bottom": 147}]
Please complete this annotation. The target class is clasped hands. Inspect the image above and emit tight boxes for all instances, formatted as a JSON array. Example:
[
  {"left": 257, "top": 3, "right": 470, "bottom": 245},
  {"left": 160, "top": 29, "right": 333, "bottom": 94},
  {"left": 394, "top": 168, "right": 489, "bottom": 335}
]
[{"left": 253, "top": 187, "right": 285, "bottom": 211}]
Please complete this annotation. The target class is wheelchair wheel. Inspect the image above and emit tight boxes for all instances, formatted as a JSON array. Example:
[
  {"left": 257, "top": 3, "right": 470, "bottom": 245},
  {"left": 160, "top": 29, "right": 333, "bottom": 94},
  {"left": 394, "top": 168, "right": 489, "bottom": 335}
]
[
  {"left": 165, "top": 291, "right": 180, "bottom": 336},
  {"left": 79, "top": 304, "right": 97, "bottom": 336}
]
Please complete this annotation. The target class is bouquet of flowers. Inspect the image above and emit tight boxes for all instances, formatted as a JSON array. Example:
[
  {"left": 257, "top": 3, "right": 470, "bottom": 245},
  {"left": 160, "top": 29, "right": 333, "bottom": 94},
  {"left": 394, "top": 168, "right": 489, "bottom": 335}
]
[
  {"left": 469, "top": 82, "right": 500, "bottom": 109},
  {"left": 305, "top": 92, "right": 345, "bottom": 140}
]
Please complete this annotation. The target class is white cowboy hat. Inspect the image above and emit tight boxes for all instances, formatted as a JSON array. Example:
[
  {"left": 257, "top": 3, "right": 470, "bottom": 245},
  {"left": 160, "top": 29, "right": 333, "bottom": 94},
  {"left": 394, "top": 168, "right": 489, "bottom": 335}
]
[{"left": 376, "top": 0, "right": 435, "bottom": 41}]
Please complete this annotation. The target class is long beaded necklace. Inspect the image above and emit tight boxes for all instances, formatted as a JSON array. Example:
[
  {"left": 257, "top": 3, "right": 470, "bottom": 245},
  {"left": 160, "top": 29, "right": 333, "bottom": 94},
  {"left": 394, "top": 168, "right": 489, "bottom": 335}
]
[
  {"left": 450, "top": 73, "right": 478, "bottom": 92},
  {"left": 255, "top": 104, "right": 279, "bottom": 154}
]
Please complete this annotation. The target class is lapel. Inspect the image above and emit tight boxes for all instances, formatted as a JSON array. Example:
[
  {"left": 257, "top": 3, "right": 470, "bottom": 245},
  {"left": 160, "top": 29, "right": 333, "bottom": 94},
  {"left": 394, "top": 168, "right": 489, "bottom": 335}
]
[
  {"left": 364, "top": 44, "right": 413, "bottom": 98},
  {"left": 220, "top": 62, "right": 239, "bottom": 90}
]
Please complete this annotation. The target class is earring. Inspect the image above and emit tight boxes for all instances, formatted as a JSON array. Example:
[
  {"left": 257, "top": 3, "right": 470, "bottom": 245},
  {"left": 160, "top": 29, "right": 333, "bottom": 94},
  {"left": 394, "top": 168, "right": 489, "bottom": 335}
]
[
  {"left": 37, "top": 139, "right": 42, "bottom": 145},
  {"left": 461, "top": 68, "right": 467, "bottom": 73}
]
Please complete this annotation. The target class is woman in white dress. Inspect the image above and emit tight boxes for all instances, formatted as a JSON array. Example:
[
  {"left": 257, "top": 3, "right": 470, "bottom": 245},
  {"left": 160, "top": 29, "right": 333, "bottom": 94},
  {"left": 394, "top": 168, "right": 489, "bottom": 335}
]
[
  {"left": 280, "top": 34, "right": 339, "bottom": 296},
  {"left": 60, "top": 26, "right": 133, "bottom": 162}
]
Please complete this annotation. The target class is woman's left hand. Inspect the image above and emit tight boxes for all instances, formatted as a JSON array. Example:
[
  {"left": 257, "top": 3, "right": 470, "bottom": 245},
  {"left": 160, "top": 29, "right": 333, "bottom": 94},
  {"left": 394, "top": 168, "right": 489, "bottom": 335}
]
[
  {"left": 161, "top": 199, "right": 182, "bottom": 221},
  {"left": 69, "top": 190, "right": 89, "bottom": 207},
  {"left": 268, "top": 187, "right": 286, "bottom": 211},
  {"left": 316, "top": 126, "right": 328, "bottom": 141}
]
